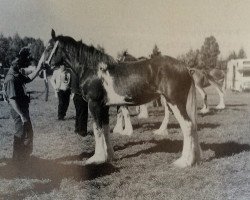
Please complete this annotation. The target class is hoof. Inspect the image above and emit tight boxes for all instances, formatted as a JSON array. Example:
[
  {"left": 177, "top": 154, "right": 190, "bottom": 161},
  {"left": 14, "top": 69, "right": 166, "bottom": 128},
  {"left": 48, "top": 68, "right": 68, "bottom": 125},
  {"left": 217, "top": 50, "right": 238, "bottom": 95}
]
[
  {"left": 137, "top": 114, "right": 149, "bottom": 119},
  {"left": 121, "top": 129, "right": 133, "bottom": 136},
  {"left": 199, "top": 108, "right": 209, "bottom": 114},
  {"left": 172, "top": 157, "right": 192, "bottom": 168},
  {"left": 153, "top": 129, "right": 169, "bottom": 135},
  {"left": 85, "top": 154, "right": 107, "bottom": 165},
  {"left": 113, "top": 126, "right": 123, "bottom": 134},
  {"left": 215, "top": 104, "right": 225, "bottom": 110}
]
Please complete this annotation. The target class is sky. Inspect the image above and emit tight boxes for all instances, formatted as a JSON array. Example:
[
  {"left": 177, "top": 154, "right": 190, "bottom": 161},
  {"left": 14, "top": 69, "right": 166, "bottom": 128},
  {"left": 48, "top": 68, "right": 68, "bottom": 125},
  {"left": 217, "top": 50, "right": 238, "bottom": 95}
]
[{"left": 1, "top": 0, "right": 250, "bottom": 59}]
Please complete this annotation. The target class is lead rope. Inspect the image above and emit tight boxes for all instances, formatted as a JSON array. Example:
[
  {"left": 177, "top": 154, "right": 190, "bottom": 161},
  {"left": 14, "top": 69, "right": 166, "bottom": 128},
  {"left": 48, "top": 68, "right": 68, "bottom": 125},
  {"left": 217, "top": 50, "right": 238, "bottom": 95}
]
[{"left": 37, "top": 41, "right": 59, "bottom": 101}]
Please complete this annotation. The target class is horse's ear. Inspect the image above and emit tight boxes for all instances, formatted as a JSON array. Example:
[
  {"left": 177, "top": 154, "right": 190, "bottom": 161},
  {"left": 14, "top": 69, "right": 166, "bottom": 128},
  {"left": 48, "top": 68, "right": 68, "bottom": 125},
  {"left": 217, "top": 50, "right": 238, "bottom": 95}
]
[{"left": 51, "top": 29, "right": 56, "bottom": 39}]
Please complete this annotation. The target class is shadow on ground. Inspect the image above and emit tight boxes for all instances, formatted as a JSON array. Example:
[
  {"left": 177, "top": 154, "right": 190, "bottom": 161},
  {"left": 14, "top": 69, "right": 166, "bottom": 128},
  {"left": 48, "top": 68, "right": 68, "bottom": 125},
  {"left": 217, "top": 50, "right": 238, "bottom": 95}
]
[
  {"left": 133, "top": 121, "right": 220, "bottom": 131},
  {"left": 0, "top": 138, "right": 249, "bottom": 199},
  {"left": 0, "top": 156, "right": 119, "bottom": 199},
  {"left": 117, "top": 139, "right": 250, "bottom": 162}
]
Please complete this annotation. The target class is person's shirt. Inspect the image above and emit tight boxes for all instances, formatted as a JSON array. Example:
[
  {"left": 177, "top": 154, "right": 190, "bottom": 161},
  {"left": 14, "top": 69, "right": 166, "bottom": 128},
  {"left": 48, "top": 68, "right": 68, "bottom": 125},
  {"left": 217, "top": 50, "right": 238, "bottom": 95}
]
[
  {"left": 50, "top": 68, "right": 71, "bottom": 91},
  {"left": 4, "top": 62, "right": 31, "bottom": 104}
]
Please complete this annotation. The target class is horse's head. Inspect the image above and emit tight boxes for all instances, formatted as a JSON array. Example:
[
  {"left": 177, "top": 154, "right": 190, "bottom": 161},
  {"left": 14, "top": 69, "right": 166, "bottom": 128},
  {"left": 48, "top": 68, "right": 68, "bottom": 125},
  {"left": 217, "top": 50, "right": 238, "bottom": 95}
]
[{"left": 43, "top": 29, "right": 68, "bottom": 70}]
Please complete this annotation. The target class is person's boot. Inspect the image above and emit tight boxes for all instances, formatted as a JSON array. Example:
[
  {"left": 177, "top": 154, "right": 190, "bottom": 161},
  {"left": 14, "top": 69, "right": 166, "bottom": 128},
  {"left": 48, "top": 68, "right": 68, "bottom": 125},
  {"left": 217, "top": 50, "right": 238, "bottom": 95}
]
[
  {"left": 23, "top": 135, "right": 33, "bottom": 157},
  {"left": 12, "top": 135, "right": 32, "bottom": 165},
  {"left": 22, "top": 122, "right": 33, "bottom": 158},
  {"left": 12, "top": 136, "right": 24, "bottom": 163}
]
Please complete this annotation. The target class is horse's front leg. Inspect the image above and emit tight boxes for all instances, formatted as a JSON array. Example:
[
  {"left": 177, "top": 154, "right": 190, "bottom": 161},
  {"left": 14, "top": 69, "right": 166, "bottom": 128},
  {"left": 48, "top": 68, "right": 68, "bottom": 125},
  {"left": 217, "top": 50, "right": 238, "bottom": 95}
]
[
  {"left": 137, "top": 104, "right": 149, "bottom": 118},
  {"left": 121, "top": 106, "right": 133, "bottom": 135},
  {"left": 86, "top": 101, "right": 114, "bottom": 165},
  {"left": 154, "top": 96, "right": 169, "bottom": 135}
]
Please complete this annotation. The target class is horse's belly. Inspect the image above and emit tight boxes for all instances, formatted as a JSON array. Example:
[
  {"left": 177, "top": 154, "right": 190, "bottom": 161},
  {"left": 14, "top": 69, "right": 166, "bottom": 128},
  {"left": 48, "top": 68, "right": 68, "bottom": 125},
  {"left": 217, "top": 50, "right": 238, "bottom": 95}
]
[{"left": 104, "top": 81, "right": 159, "bottom": 106}]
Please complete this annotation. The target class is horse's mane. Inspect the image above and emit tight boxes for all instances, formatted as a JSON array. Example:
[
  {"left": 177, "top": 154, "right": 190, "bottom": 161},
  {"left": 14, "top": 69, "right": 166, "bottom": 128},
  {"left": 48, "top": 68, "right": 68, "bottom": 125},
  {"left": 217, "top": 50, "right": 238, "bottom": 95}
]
[
  {"left": 56, "top": 35, "right": 116, "bottom": 68},
  {"left": 123, "top": 53, "right": 137, "bottom": 62}
]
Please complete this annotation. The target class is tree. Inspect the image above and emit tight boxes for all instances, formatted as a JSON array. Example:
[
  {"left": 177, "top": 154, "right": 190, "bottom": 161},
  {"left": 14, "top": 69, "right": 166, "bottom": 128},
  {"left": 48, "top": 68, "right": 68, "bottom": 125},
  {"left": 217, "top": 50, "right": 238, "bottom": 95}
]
[
  {"left": 227, "top": 51, "right": 237, "bottom": 61},
  {"left": 237, "top": 47, "right": 247, "bottom": 59},
  {"left": 0, "top": 34, "right": 10, "bottom": 66},
  {"left": 5, "top": 33, "right": 24, "bottom": 65},
  {"left": 200, "top": 36, "right": 220, "bottom": 70},
  {"left": 30, "top": 39, "right": 45, "bottom": 64},
  {"left": 0, "top": 33, "right": 45, "bottom": 66},
  {"left": 150, "top": 44, "right": 161, "bottom": 58},
  {"left": 178, "top": 49, "right": 201, "bottom": 68},
  {"left": 217, "top": 57, "right": 227, "bottom": 70}
]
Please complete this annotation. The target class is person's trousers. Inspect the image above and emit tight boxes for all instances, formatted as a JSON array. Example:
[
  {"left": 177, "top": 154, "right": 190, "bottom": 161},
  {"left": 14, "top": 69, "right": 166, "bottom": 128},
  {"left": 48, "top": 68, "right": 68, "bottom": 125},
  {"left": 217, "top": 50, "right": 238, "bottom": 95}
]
[
  {"left": 57, "top": 89, "right": 71, "bottom": 119},
  {"left": 10, "top": 105, "right": 33, "bottom": 160},
  {"left": 73, "top": 94, "right": 88, "bottom": 133}
]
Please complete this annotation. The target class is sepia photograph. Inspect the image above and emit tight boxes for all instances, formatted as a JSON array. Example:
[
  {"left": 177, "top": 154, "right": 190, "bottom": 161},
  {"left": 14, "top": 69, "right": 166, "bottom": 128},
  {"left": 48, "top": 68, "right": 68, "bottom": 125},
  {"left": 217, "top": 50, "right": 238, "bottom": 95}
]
[{"left": 0, "top": 0, "right": 249, "bottom": 199}]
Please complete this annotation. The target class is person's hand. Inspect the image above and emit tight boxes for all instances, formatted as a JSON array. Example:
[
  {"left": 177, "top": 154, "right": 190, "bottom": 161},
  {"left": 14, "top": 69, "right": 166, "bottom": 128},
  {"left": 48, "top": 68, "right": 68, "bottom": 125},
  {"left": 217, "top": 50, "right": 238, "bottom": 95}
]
[
  {"left": 70, "top": 93, "right": 75, "bottom": 100},
  {"left": 42, "top": 62, "right": 50, "bottom": 70}
]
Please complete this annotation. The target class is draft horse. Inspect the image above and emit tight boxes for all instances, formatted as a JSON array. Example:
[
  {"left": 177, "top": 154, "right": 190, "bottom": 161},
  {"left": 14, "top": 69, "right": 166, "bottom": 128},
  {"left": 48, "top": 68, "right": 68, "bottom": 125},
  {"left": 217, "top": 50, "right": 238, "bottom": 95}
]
[
  {"left": 122, "top": 52, "right": 226, "bottom": 113},
  {"left": 43, "top": 30, "right": 201, "bottom": 167},
  {"left": 115, "top": 52, "right": 226, "bottom": 135}
]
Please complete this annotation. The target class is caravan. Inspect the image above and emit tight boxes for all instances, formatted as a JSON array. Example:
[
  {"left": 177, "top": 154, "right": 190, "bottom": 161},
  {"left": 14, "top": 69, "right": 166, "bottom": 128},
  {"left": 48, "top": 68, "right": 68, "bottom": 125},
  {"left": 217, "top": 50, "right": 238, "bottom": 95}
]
[{"left": 226, "top": 59, "right": 250, "bottom": 91}]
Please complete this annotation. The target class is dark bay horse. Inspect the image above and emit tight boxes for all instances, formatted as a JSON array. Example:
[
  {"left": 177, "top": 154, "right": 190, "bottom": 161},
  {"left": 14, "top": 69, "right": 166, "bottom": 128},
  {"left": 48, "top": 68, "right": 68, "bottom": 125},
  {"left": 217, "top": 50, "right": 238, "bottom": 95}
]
[
  {"left": 121, "top": 52, "right": 226, "bottom": 113},
  {"left": 116, "top": 52, "right": 226, "bottom": 135},
  {"left": 43, "top": 30, "right": 201, "bottom": 167}
]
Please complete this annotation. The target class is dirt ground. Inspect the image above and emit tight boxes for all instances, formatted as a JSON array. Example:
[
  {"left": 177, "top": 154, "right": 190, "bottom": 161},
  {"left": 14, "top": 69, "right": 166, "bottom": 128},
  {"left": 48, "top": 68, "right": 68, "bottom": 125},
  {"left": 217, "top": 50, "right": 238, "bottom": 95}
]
[{"left": 0, "top": 79, "right": 249, "bottom": 200}]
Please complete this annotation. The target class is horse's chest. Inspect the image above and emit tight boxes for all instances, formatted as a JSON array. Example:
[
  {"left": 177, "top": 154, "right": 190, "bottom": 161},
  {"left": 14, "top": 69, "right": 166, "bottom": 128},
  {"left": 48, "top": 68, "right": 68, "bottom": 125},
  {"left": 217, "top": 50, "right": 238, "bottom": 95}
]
[{"left": 98, "top": 70, "right": 130, "bottom": 105}]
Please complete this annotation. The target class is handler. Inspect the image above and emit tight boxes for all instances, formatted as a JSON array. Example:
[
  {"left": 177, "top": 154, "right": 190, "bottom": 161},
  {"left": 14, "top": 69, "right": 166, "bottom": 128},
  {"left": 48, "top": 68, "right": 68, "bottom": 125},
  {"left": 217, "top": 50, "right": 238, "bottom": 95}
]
[
  {"left": 50, "top": 64, "right": 71, "bottom": 120},
  {"left": 4, "top": 46, "right": 44, "bottom": 162}
]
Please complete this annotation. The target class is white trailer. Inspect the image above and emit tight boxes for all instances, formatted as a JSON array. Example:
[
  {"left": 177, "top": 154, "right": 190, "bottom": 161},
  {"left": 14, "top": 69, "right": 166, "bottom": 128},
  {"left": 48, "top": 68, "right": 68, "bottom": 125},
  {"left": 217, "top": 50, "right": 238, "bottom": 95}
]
[{"left": 226, "top": 59, "right": 250, "bottom": 91}]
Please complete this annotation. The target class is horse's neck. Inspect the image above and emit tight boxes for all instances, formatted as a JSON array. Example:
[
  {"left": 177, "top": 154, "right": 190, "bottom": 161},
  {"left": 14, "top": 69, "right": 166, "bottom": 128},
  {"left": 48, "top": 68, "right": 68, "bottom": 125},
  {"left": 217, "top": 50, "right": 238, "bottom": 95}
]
[{"left": 65, "top": 43, "right": 115, "bottom": 78}]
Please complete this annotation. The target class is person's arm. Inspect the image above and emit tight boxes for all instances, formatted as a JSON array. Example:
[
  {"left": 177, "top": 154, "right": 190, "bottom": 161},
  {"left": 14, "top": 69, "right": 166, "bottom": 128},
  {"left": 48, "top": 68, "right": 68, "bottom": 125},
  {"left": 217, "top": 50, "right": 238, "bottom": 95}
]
[
  {"left": 9, "top": 99, "right": 28, "bottom": 122},
  {"left": 27, "top": 63, "right": 44, "bottom": 81}
]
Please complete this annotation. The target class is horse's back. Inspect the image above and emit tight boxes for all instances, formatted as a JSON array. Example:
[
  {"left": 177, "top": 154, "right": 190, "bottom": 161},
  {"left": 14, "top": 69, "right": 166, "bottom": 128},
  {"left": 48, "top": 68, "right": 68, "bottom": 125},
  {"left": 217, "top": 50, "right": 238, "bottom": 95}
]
[{"left": 209, "top": 69, "right": 225, "bottom": 81}]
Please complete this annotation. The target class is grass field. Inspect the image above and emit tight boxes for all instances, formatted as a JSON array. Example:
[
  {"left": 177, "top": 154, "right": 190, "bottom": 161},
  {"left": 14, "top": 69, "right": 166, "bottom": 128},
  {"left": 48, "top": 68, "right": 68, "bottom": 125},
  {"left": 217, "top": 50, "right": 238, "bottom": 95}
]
[{"left": 0, "top": 79, "right": 249, "bottom": 200}]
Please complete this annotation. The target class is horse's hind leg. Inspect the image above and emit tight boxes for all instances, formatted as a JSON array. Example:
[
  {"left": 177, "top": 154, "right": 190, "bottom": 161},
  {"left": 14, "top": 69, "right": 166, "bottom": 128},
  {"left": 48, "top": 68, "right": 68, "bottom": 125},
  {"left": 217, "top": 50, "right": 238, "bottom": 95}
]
[
  {"left": 121, "top": 106, "right": 133, "bottom": 135},
  {"left": 196, "top": 86, "right": 209, "bottom": 113},
  {"left": 137, "top": 104, "right": 149, "bottom": 118},
  {"left": 209, "top": 81, "right": 225, "bottom": 109},
  {"left": 215, "top": 87, "right": 225, "bottom": 109},
  {"left": 86, "top": 101, "right": 114, "bottom": 165},
  {"left": 168, "top": 103, "right": 201, "bottom": 167},
  {"left": 214, "top": 85, "right": 226, "bottom": 109},
  {"left": 113, "top": 106, "right": 124, "bottom": 134},
  {"left": 154, "top": 96, "right": 169, "bottom": 135}
]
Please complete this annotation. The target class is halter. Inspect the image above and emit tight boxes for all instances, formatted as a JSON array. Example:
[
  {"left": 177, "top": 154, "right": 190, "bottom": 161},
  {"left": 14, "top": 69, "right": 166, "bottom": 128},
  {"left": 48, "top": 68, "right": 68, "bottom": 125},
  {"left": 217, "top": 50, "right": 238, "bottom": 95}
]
[
  {"left": 35, "top": 40, "right": 59, "bottom": 101},
  {"left": 45, "top": 40, "right": 59, "bottom": 65}
]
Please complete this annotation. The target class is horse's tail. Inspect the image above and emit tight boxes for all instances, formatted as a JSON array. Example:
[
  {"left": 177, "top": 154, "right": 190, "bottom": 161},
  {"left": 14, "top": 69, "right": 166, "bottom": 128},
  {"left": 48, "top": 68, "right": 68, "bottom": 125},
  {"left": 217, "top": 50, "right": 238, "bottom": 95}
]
[{"left": 186, "top": 79, "right": 197, "bottom": 132}]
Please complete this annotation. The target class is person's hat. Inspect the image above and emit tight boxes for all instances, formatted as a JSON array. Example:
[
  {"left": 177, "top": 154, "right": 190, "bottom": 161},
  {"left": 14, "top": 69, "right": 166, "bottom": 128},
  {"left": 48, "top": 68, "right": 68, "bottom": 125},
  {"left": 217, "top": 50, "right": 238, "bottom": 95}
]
[{"left": 18, "top": 47, "right": 31, "bottom": 59}]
